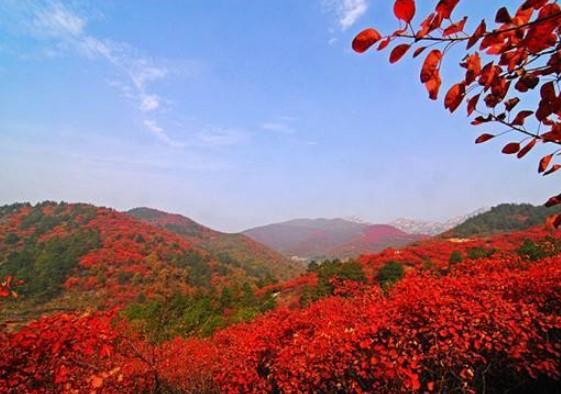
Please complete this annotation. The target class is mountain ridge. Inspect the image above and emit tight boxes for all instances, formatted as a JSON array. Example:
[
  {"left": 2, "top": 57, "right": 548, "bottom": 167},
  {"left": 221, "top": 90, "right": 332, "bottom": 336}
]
[
  {"left": 390, "top": 207, "right": 490, "bottom": 235},
  {"left": 243, "top": 218, "right": 424, "bottom": 259},
  {"left": 127, "top": 207, "right": 303, "bottom": 280}
]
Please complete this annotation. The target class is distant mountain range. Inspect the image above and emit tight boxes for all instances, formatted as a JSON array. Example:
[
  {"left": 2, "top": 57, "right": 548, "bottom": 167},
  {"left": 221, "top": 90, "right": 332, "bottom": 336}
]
[
  {"left": 390, "top": 207, "right": 490, "bottom": 236},
  {"left": 243, "top": 218, "right": 425, "bottom": 260}
]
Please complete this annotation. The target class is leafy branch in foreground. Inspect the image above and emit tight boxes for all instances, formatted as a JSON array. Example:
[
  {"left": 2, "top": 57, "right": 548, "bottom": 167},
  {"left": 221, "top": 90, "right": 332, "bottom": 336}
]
[{"left": 353, "top": 0, "right": 561, "bottom": 225}]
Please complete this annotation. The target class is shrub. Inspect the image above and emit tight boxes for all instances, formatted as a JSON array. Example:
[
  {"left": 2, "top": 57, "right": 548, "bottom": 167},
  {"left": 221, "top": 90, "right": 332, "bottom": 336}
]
[
  {"left": 448, "top": 251, "right": 463, "bottom": 264},
  {"left": 376, "top": 261, "right": 404, "bottom": 287},
  {"left": 467, "top": 246, "right": 496, "bottom": 260},
  {"left": 517, "top": 239, "right": 547, "bottom": 262},
  {"left": 4, "top": 232, "right": 20, "bottom": 245}
]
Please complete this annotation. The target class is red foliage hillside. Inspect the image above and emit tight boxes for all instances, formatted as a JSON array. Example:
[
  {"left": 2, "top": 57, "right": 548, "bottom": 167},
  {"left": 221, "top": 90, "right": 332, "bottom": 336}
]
[
  {"left": 3, "top": 226, "right": 559, "bottom": 393},
  {"left": 0, "top": 202, "right": 296, "bottom": 321},
  {"left": 330, "top": 224, "right": 425, "bottom": 258},
  {"left": 127, "top": 207, "right": 302, "bottom": 281}
]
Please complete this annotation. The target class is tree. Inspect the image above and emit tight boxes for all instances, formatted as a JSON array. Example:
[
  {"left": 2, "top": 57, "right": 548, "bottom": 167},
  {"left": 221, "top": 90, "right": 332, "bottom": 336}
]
[
  {"left": 449, "top": 250, "right": 463, "bottom": 264},
  {"left": 376, "top": 261, "right": 405, "bottom": 287},
  {"left": 353, "top": 0, "right": 561, "bottom": 225}
]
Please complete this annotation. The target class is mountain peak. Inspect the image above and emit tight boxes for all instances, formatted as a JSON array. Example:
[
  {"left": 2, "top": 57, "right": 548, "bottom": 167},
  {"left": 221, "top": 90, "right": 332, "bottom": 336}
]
[{"left": 390, "top": 207, "right": 490, "bottom": 236}]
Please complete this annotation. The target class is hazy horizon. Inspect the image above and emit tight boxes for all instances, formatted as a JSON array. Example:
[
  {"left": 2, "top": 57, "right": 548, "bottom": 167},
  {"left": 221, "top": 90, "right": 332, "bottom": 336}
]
[{"left": 1, "top": 0, "right": 557, "bottom": 232}]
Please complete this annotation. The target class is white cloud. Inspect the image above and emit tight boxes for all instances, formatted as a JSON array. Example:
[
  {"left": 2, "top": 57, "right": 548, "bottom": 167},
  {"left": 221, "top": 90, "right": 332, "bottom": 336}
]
[
  {"left": 140, "top": 94, "right": 160, "bottom": 112},
  {"left": 16, "top": 1, "right": 175, "bottom": 144},
  {"left": 260, "top": 120, "right": 296, "bottom": 134},
  {"left": 144, "top": 119, "right": 164, "bottom": 134},
  {"left": 195, "top": 128, "right": 246, "bottom": 147},
  {"left": 144, "top": 120, "right": 184, "bottom": 148},
  {"left": 261, "top": 122, "right": 295, "bottom": 134},
  {"left": 3, "top": 1, "right": 244, "bottom": 153},
  {"left": 323, "top": 0, "right": 368, "bottom": 31},
  {"left": 33, "top": 2, "right": 85, "bottom": 38}
]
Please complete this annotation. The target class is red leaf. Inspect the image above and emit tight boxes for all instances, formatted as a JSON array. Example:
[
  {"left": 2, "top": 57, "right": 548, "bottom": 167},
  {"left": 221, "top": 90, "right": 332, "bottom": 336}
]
[
  {"left": 539, "top": 154, "right": 554, "bottom": 173},
  {"left": 541, "top": 81, "right": 556, "bottom": 100},
  {"left": 544, "top": 164, "right": 561, "bottom": 176},
  {"left": 515, "top": 74, "right": 539, "bottom": 92},
  {"left": 444, "top": 83, "right": 466, "bottom": 112},
  {"left": 420, "top": 50, "right": 442, "bottom": 83},
  {"left": 504, "top": 97, "right": 520, "bottom": 111},
  {"left": 443, "top": 17, "right": 467, "bottom": 36},
  {"left": 502, "top": 142, "right": 520, "bottom": 154},
  {"left": 389, "top": 44, "right": 411, "bottom": 63},
  {"left": 495, "top": 7, "right": 512, "bottom": 23},
  {"left": 471, "top": 114, "right": 492, "bottom": 125},
  {"left": 475, "top": 133, "right": 494, "bottom": 144},
  {"left": 436, "top": 0, "right": 460, "bottom": 19},
  {"left": 525, "top": 4, "right": 561, "bottom": 52},
  {"left": 517, "top": 138, "right": 537, "bottom": 158},
  {"left": 467, "top": 20, "right": 486, "bottom": 49},
  {"left": 522, "top": 0, "right": 548, "bottom": 10},
  {"left": 512, "top": 110, "right": 533, "bottom": 125},
  {"left": 545, "top": 213, "right": 561, "bottom": 229},
  {"left": 378, "top": 37, "right": 392, "bottom": 51},
  {"left": 467, "top": 94, "right": 480, "bottom": 115},
  {"left": 425, "top": 74, "right": 442, "bottom": 100},
  {"left": 413, "top": 46, "right": 426, "bottom": 58},
  {"left": 394, "top": 0, "right": 416, "bottom": 23},
  {"left": 545, "top": 193, "right": 561, "bottom": 207},
  {"left": 352, "top": 28, "right": 382, "bottom": 53}
]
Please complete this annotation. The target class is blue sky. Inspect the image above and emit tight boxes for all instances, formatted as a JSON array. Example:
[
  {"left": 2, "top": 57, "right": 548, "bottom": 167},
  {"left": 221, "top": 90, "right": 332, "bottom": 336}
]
[{"left": 0, "top": 0, "right": 556, "bottom": 232}]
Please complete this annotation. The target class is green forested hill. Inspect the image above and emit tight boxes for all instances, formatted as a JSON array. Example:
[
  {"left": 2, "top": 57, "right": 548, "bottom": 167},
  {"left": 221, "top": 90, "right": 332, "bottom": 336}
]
[{"left": 447, "top": 203, "right": 561, "bottom": 237}]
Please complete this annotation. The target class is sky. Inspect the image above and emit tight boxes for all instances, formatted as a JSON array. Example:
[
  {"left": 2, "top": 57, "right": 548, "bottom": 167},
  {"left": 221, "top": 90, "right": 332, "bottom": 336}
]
[{"left": 0, "top": 0, "right": 556, "bottom": 232}]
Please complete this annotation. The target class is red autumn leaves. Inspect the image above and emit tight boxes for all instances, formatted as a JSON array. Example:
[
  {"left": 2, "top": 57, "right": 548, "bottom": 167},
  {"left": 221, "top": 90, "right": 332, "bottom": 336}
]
[
  {"left": 352, "top": 0, "right": 561, "bottom": 216},
  {"left": 0, "top": 276, "right": 22, "bottom": 300},
  {"left": 389, "top": 44, "right": 411, "bottom": 63},
  {"left": 351, "top": 28, "right": 382, "bottom": 53},
  {"left": 420, "top": 50, "right": 443, "bottom": 100},
  {"left": 444, "top": 82, "right": 465, "bottom": 112},
  {"left": 394, "top": 0, "right": 415, "bottom": 23},
  {"left": 3, "top": 227, "right": 561, "bottom": 393}
]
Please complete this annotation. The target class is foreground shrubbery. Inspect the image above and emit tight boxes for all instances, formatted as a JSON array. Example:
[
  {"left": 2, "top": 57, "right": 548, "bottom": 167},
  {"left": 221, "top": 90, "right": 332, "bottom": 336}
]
[{"left": 2, "top": 234, "right": 561, "bottom": 393}]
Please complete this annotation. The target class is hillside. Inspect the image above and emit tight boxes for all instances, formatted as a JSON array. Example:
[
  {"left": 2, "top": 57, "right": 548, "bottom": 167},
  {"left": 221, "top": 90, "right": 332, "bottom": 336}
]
[
  {"left": 127, "top": 207, "right": 302, "bottom": 280},
  {"left": 243, "top": 218, "right": 424, "bottom": 259},
  {"left": 0, "top": 202, "right": 299, "bottom": 322},
  {"left": 5, "top": 224, "right": 561, "bottom": 393},
  {"left": 446, "top": 203, "right": 561, "bottom": 237}
]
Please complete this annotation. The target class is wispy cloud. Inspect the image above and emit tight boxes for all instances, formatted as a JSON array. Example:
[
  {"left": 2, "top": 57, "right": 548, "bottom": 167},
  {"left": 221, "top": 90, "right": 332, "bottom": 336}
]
[
  {"left": 261, "top": 122, "right": 295, "bottom": 134},
  {"left": 322, "top": 0, "right": 368, "bottom": 31},
  {"left": 140, "top": 95, "right": 161, "bottom": 112},
  {"left": 2, "top": 1, "right": 250, "bottom": 152},
  {"left": 261, "top": 115, "right": 298, "bottom": 135},
  {"left": 143, "top": 120, "right": 184, "bottom": 148},
  {"left": 6, "top": 0, "right": 177, "bottom": 144},
  {"left": 195, "top": 128, "right": 247, "bottom": 147},
  {"left": 33, "top": 2, "right": 85, "bottom": 37}
]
